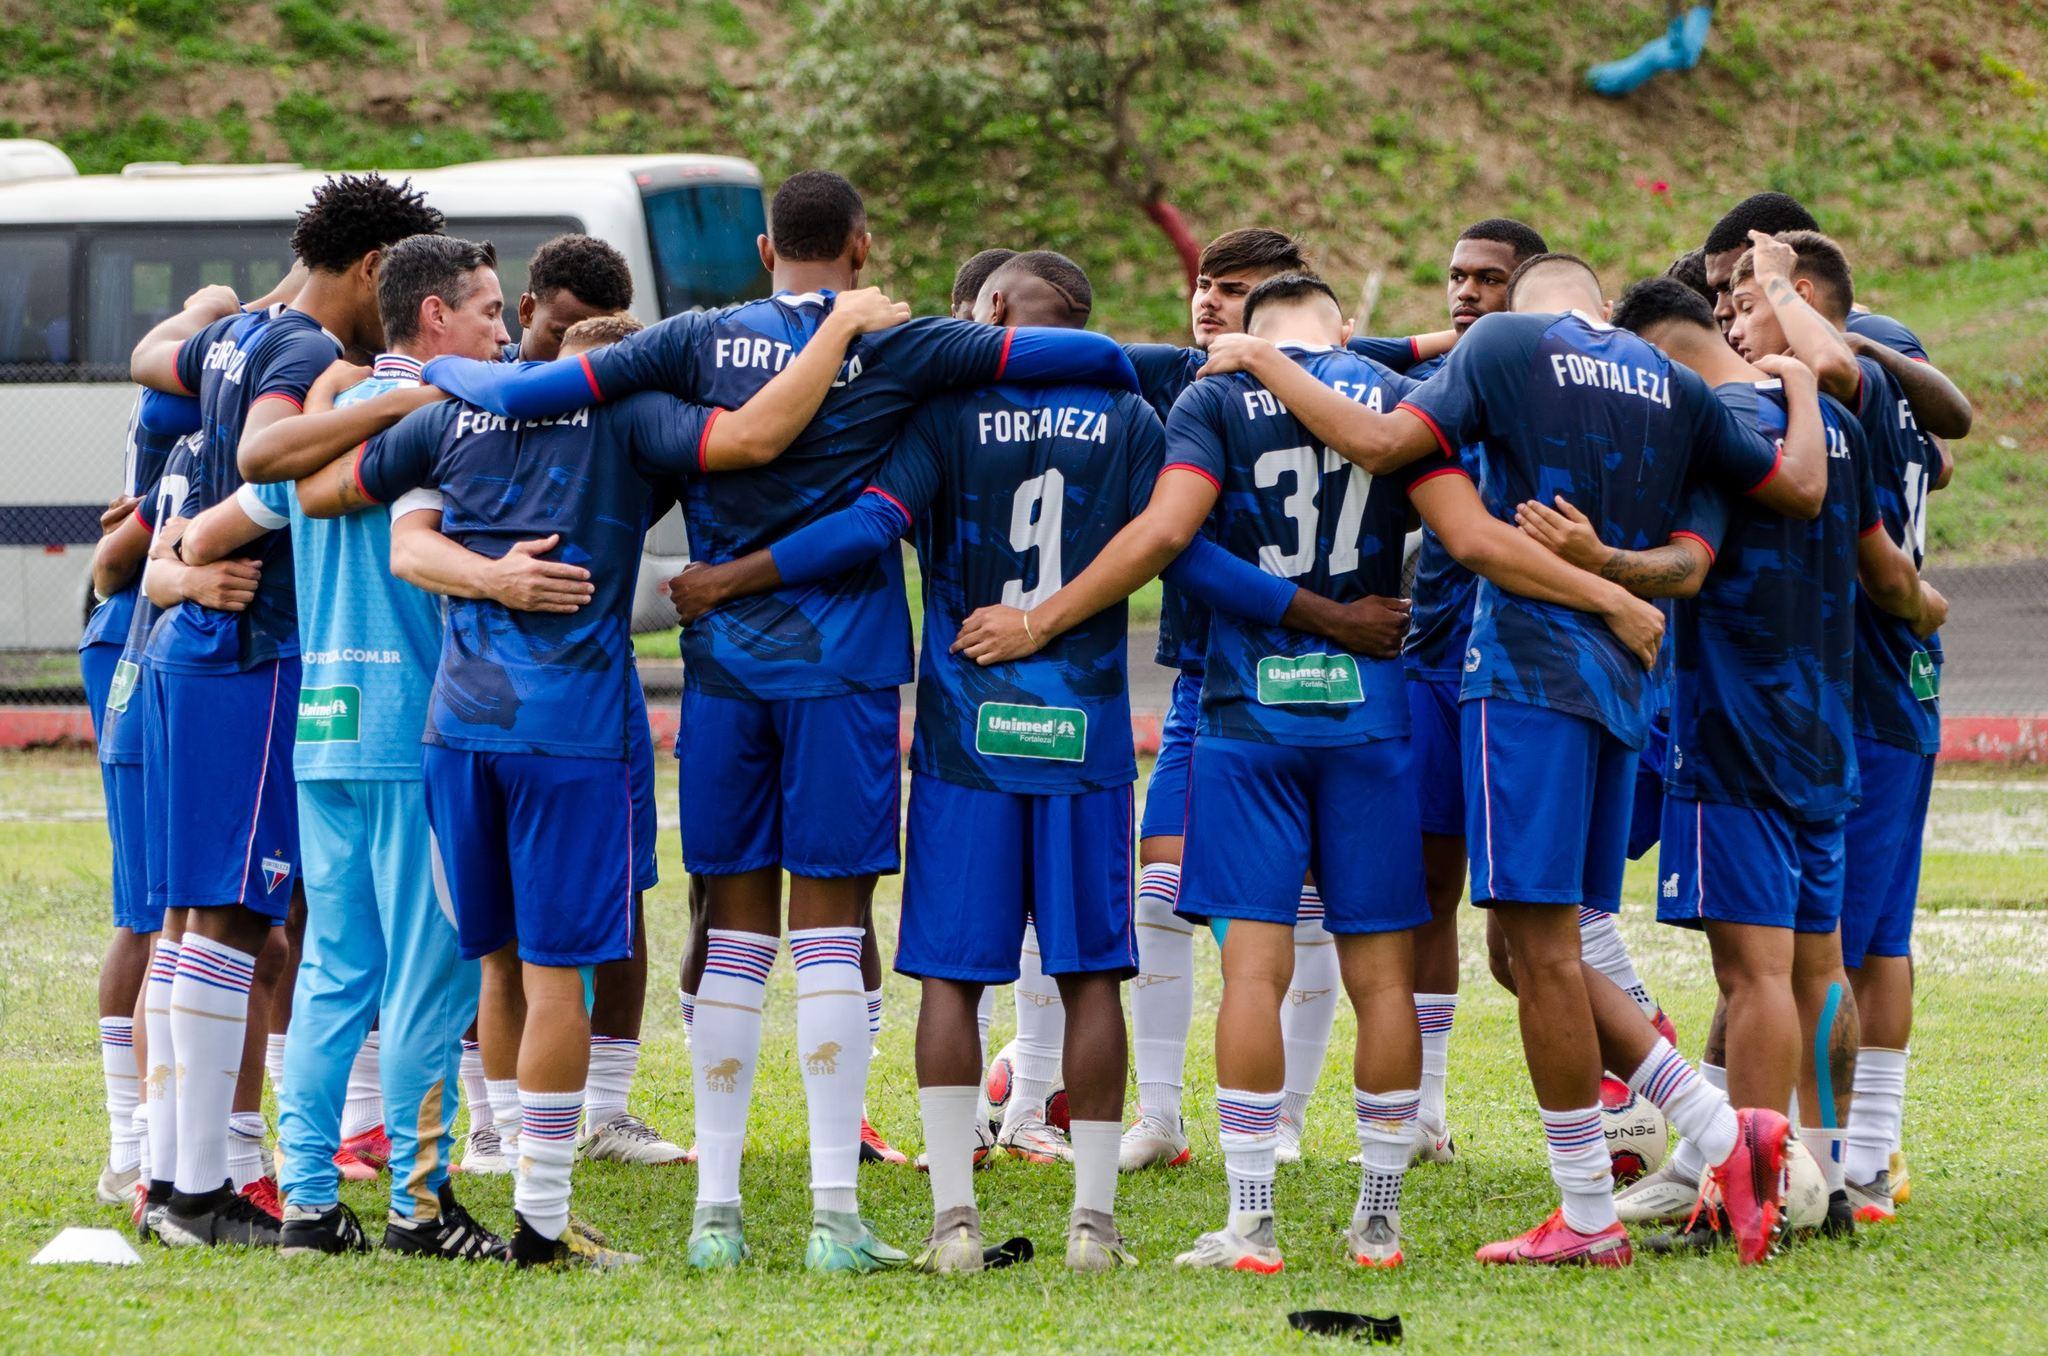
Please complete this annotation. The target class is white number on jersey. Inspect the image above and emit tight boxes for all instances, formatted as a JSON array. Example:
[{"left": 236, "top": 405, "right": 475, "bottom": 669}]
[
  {"left": 1252, "top": 444, "right": 1374, "bottom": 579},
  {"left": 1001, "top": 467, "right": 1066, "bottom": 609},
  {"left": 1901, "top": 458, "right": 1929, "bottom": 565}
]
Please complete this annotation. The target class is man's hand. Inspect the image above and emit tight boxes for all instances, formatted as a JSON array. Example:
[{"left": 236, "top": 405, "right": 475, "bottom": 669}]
[
  {"left": 1514, "top": 496, "right": 1610, "bottom": 572},
  {"left": 827, "top": 286, "right": 913, "bottom": 336},
  {"left": 1603, "top": 591, "right": 1666, "bottom": 669},
  {"left": 1746, "top": 229, "right": 1799, "bottom": 285},
  {"left": 667, "top": 561, "right": 741, "bottom": 624},
  {"left": 306, "top": 359, "right": 372, "bottom": 414},
  {"left": 185, "top": 559, "right": 262, "bottom": 612},
  {"left": 1324, "top": 595, "right": 1410, "bottom": 658},
  {"left": 1913, "top": 581, "right": 1948, "bottom": 640},
  {"left": 1196, "top": 333, "right": 1279, "bottom": 379},
  {"left": 483, "top": 535, "right": 593, "bottom": 613},
  {"left": 950, "top": 604, "right": 1043, "bottom": 665},
  {"left": 1750, "top": 351, "right": 1816, "bottom": 393},
  {"left": 100, "top": 495, "right": 141, "bottom": 536},
  {"left": 183, "top": 283, "right": 243, "bottom": 321}
]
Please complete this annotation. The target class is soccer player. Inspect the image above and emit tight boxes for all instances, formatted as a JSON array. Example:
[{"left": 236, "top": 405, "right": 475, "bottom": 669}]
[
  {"left": 418, "top": 169, "right": 1144, "bottom": 1272},
  {"left": 127, "top": 175, "right": 443, "bottom": 1247},
  {"left": 956, "top": 273, "right": 1666, "bottom": 1272},
  {"left": 1723, "top": 230, "right": 1954, "bottom": 1223},
  {"left": 951, "top": 248, "right": 1017, "bottom": 319},
  {"left": 1119, "top": 228, "right": 1427, "bottom": 1174},
  {"left": 175, "top": 234, "right": 517, "bottom": 1258},
  {"left": 1202, "top": 253, "right": 1831, "bottom": 1266}
]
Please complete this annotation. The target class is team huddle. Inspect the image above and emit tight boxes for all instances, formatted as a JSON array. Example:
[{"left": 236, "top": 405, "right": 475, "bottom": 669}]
[{"left": 78, "top": 166, "right": 1960, "bottom": 1274}]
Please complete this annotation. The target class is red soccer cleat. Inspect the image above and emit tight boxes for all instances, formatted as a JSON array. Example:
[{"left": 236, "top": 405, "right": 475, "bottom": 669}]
[
  {"left": 1475, "top": 1208, "right": 1632, "bottom": 1267},
  {"left": 240, "top": 1174, "right": 283, "bottom": 1221},
  {"left": 1651, "top": 1007, "right": 1680, "bottom": 1049},
  {"left": 1709, "top": 1107, "right": 1791, "bottom": 1265},
  {"left": 334, "top": 1125, "right": 391, "bottom": 1181},
  {"left": 858, "top": 1116, "right": 910, "bottom": 1166}
]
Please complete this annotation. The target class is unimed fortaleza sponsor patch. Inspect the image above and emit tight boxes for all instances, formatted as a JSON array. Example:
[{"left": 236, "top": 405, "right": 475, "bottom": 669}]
[
  {"left": 107, "top": 660, "right": 140, "bottom": 714},
  {"left": 1255, "top": 653, "right": 1364, "bottom": 706},
  {"left": 297, "top": 685, "right": 361, "bottom": 743},
  {"left": 975, "top": 702, "right": 1087, "bottom": 762},
  {"left": 1911, "top": 650, "right": 1941, "bottom": 703}
]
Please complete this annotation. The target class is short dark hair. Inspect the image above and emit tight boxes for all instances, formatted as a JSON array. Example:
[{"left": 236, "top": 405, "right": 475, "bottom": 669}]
[
  {"left": 1664, "top": 247, "right": 1713, "bottom": 303},
  {"left": 1611, "top": 276, "right": 1718, "bottom": 336},
  {"left": 1241, "top": 272, "right": 1340, "bottom": 331},
  {"left": 1457, "top": 217, "right": 1548, "bottom": 263},
  {"left": 996, "top": 249, "right": 1093, "bottom": 315},
  {"left": 1505, "top": 251, "right": 1601, "bottom": 308},
  {"left": 562, "top": 313, "right": 644, "bottom": 349},
  {"left": 769, "top": 170, "right": 866, "bottom": 263},
  {"left": 951, "top": 248, "right": 1017, "bottom": 311},
  {"left": 1731, "top": 229, "right": 1855, "bottom": 315},
  {"left": 377, "top": 235, "right": 498, "bottom": 344},
  {"left": 1704, "top": 192, "right": 1820, "bottom": 256},
  {"left": 290, "top": 173, "right": 443, "bottom": 274},
  {"left": 1198, "top": 227, "right": 1311, "bottom": 280},
  {"left": 527, "top": 233, "right": 632, "bottom": 311}
]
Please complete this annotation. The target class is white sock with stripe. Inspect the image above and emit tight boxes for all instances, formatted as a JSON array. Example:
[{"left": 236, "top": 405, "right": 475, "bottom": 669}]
[
  {"left": 865, "top": 987, "right": 884, "bottom": 1058},
  {"left": 515, "top": 1090, "right": 582, "bottom": 1239},
  {"left": 1541, "top": 1105, "right": 1617, "bottom": 1233},
  {"left": 693, "top": 930, "right": 776, "bottom": 1205},
  {"left": 169, "top": 934, "right": 256, "bottom": 1195},
  {"left": 1415, "top": 993, "right": 1459, "bottom": 1136},
  {"left": 1280, "top": 887, "right": 1338, "bottom": 1131},
  {"left": 1844, "top": 1046, "right": 1907, "bottom": 1185},
  {"left": 919, "top": 1085, "right": 979, "bottom": 1216},
  {"left": 1628, "top": 1037, "right": 1738, "bottom": 1167},
  {"left": 1009, "top": 922, "right": 1065, "bottom": 1130},
  {"left": 585, "top": 1036, "right": 639, "bottom": 1130},
  {"left": 1803, "top": 1123, "right": 1848, "bottom": 1194},
  {"left": 227, "top": 1110, "right": 266, "bottom": 1191},
  {"left": 1132, "top": 863, "right": 1193, "bottom": 1127},
  {"left": 1354, "top": 1088, "right": 1418, "bottom": 1219},
  {"left": 341, "top": 1032, "right": 383, "bottom": 1140},
  {"left": 1218, "top": 1088, "right": 1282, "bottom": 1232},
  {"left": 100, "top": 1017, "right": 142, "bottom": 1174},
  {"left": 791, "top": 927, "right": 869, "bottom": 1214},
  {"left": 460, "top": 1040, "right": 491, "bottom": 1133},
  {"left": 1579, "top": 907, "right": 1658, "bottom": 1016},
  {"left": 143, "top": 940, "right": 179, "bottom": 1187}
]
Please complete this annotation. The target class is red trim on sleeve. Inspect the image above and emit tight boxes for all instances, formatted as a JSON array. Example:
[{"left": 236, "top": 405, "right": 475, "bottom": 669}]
[
  {"left": 1159, "top": 461, "right": 1221, "bottom": 491},
  {"left": 993, "top": 328, "right": 1016, "bottom": 380},
  {"left": 1744, "top": 439, "right": 1785, "bottom": 495},
  {"left": 1408, "top": 336, "right": 1422, "bottom": 361},
  {"left": 1670, "top": 529, "right": 1717, "bottom": 565},
  {"left": 579, "top": 352, "right": 603, "bottom": 402},
  {"left": 252, "top": 391, "right": 304, "bottom": 412},
  {"left": 169, "top": 338, "right": 195, "bottom": 395},
  {"left": 133, "top": 506, "right": 152, "bottom": 532},
  {"left": 350, "top": 442, "right": 380, "bottom": 504},
  {"left": 1910, "top": 355, "right": 1929, "bottom": 363},
  {"left": 695, "top": 407, "right": 726, "bottom": 473},
  {"left": 1406, "top": 465, "right": 1471, "bottom": 492},
  {"left": 1860, "top": 520, "right": 1885, "bottom": 538},
  {"left": 864, "top": 486, "right": 914, "bottom": 526},
  {"left": 1394, "top": 400, "right": 1455, "bottom": 458}
]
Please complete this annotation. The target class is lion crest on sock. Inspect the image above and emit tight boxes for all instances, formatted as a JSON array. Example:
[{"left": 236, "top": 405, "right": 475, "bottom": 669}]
[
  {"left": 804, "top": 1042, "right": 841, "bottom": 1076},
  {"left": 704, "top": 1057, "right": 743, "bottom": 1092}
]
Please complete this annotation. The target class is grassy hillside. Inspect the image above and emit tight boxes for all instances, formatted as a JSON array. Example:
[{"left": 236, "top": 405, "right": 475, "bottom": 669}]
[{"left": 6, "top": 0, "right": 2044, "bottom": 556}]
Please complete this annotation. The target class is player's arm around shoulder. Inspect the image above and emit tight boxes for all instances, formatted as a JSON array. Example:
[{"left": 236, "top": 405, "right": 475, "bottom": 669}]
[{"left": 240, "top": 359, "right": 436, "bottom": 483}]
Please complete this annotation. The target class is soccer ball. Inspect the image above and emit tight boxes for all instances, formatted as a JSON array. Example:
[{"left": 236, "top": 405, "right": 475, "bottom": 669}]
[
  {"left": 979, "top": 1039, "right": 1066, "bottom": 1136},
  {"left": 1598, "top": 1075, "right": 1669, "bottom": 1183},
  {"left": 1784, "top": 1137, "right": 1828, "bottom": 1232}
]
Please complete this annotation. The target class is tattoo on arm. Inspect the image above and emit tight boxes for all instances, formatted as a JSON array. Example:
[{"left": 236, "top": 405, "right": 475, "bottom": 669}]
[
  {"left": 1764, "top": 277, "right": 1799, "bottom": 307},
  {"left": 335, "top": 452, "right": 365, "bottom": 512},
  {"left": 1597, "top": 544, "right": 1696, "bottom": 591}
]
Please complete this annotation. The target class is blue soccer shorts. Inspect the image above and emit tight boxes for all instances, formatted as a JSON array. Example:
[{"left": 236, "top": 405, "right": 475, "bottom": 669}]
[
  {"left": 1628, "top": 716, "right": 1670, "bottom": 861},
  {"left": 1656, "top": 795, "right": 1845, "bottom": 933},
  {"left": 1407, "top": 675, "right": 1465, "bottom": 838},
  {"left": 145, "top": 658, "right": 300, "bottom": 919},
  {"left": 422, "top": 745, "right": 637, "bottom": 967},
  {"left": 83, "top": 641, "right": 158, "bottom": 932},
  {"left": 676, "top": 686, "right": 901, "bottom": 878},
  {"left": 898, "top": 774, "right": 1135, "bottom": 982},
  {"left": 1138, "top": 669, "right": 1203, "bottom": 841},
  {"left": 1463, "top": 697, "right": 1636, "bottom": 914},
  {"left": 1181, "top": 734, "right": 1427, "bottom": 935},
  {"left": 627, "top": 679, "right": 657, "bottom": 894},
  {"left": 1840, "top": 737, "right": 1935, "bottom": 967}
]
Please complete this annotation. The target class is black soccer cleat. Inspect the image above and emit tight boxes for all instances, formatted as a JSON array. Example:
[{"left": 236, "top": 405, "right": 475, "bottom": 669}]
[
  {"left": 135, "top": 1180, "right": 173, "bottom": 1245},
  {"left": 280, "top": 1200, "right": 371, "bottom": 1255},
  {"left": 509, "top": 1212, "right": 642, "bottom": 1269},
  {"left": 1820, "top": 1188, "right": 1859, "bottom": 1240},
  {"left": 157, "top": 1182, "right": 283, "bottom": 1248},
  {"left": 383, "top": 1185, "right": 510, "bottom": 1261},
  {"left": 1640, "top": 1200, "right": 1728, "bottom": 1256}
]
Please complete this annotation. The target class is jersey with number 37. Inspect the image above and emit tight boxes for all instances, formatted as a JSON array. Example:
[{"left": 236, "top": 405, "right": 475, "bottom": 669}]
[
  {"left": 1164, "top": 346, "right": 1452, "bottom": 747},
  {"left": 876, "top": 383, "right": 1164, "bottom": 794}
]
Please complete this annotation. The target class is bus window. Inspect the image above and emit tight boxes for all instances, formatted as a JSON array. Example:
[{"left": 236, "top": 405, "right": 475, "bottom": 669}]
[
  {"left": 0, "top": 231, "right": 75, "bottom": 368},
  {"left": 641, "top": 183, "right": 768, "bottom": 315},
  {"left": 85, "top": 226, "right": 295, "bottom": 370}
]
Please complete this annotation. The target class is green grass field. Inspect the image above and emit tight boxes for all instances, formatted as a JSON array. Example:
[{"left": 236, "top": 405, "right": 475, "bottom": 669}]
[{"left": 4, "top": 750, "right": 2045, "bottom": 1351}]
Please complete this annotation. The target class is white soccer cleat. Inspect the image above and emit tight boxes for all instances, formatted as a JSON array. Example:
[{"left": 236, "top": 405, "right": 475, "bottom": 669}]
[
  {"left": 1410, "top": 1121, "right": 1457, "bottom": 1165},
  {"left": 1173, "top": 1218, "right": 1284, "bottom": 1274},
  {"left": 1274, "top": 1115, "right": 1303, "bottom": 1166},
  {"left": 1343, "top": 1210, "right": 1404, "bottom": 1269},
  {"left": 1118, "top": 1114, "right": 1191, "bottom": 1172},
  {"left": 457, "top": 1124, "right": 511, "bottom": 1175},
  {"left": 998, "top": 1111, "right": 1073, "bottom": 1165},
  {"left": 1613, "top": 1157, "right": 1703, "bottom": 1224},
  {"left": 579, "top": 1112, "right": 690, "bottom": 1166},
  {"left": 97, "top": 1163, "right": 140, "bottom": 1206}
]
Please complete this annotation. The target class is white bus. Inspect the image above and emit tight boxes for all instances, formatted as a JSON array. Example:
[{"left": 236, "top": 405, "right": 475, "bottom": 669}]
[{"left": 0, "top": 144, "right": 769, "bottom": 651}]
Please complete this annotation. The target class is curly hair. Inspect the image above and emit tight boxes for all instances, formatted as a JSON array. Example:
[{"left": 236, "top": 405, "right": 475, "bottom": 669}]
[
  {"left": 527, "top": 233, "right": 634, "bottom": 311},
  {"left": 769, "top": 170, "right": 866, "bottom": 263},
  {"left": 289, "top": 173, "right": 443, "bottom": 273}
]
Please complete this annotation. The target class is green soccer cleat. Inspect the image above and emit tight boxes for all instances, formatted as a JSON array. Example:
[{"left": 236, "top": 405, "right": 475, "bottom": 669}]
[
  {"left": 911, "top": 1205, "right": 985, "bottom": 1275},
  {"left": 806, "top": 1209, "right": 909, "bottom": 1274},
  {"left": 686, "top": 1203, "right": 750, "bottom": 1270}
]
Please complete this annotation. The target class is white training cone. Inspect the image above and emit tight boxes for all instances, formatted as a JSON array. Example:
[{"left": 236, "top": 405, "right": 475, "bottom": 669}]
[{"left": 29, "top": 1228, "right": 141, "bottom": 1265}]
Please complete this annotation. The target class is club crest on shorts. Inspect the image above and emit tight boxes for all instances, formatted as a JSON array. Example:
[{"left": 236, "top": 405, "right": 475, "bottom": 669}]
[{"left": 261, "top": 854, "right": 292, "bottom": 893}]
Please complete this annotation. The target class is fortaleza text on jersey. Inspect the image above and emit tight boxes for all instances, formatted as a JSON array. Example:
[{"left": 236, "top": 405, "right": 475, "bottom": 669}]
[
  {"left": 451, "top": 408, "right": 592, "bottom": 437},
  {"left": 1548, "top": 351, "right": 1673, "bottom": 407},
  {"left": 977, "top": 406, "right": 1112, "bottom": 444}
]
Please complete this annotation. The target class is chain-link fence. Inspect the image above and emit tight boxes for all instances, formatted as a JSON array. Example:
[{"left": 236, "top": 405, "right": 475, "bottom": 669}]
[{"left": 6, "top": 334, "right": 2043, "bottom": 726}]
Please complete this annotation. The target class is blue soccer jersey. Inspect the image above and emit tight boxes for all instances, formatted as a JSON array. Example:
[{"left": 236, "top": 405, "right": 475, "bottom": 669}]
[
  {"left": 1396, "top": 351, "right": 1486, "bottom": 682},
  {"left": 1845, "top": 311, "right": 1928, "bottom": 361},
  {"left": 1847, "top": 354, "right": 1942, "bottom": 755},
  {"left": 100, "top": 435, "right": 200, "bottom": 767},
  {"left": 1165, "top": 345, "right": 1449, "bottom": 746},
  {"left": 355, "top": 392, "right": 715, "bottom": 759},
  {"left": 1398, "top": 310, "right": 1781, "bottom": 749},
  {"left": 1666, "top": 382, "right": 1879, "bottom": 819},
  {"left": 149, "top": 307, "right": 339, "bottom": 673},
  {"left": 426, "top": 293, "right": 1136, "bottom": 702},
  {"left": 81, "top": 393, "right": 184, "bottom": 657}
]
